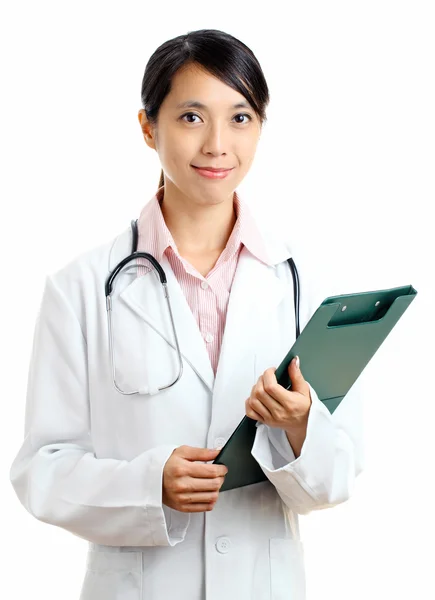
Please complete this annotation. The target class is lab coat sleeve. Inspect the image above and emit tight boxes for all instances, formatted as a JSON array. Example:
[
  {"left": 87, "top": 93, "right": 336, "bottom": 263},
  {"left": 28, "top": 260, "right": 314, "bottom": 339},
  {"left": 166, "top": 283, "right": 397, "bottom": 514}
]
[
  {"left": 251, "top": 377, "right": 365, "bottom": 515},
  {"left": 9, "top": 274, "right": 190, "bottom": 547}
]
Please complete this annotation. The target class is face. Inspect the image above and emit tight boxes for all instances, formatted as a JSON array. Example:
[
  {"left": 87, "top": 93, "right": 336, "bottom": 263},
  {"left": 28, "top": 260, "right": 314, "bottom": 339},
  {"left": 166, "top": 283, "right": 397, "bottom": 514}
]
[{"left": 138, "top": 62, "right": 262, "bottom": 208}]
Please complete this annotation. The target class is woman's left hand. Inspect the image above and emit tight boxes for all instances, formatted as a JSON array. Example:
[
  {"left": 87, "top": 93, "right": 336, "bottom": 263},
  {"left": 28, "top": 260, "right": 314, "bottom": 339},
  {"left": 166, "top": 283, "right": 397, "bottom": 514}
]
[{"left": 245, "top": 356, "right": 312, "bottom": 432}]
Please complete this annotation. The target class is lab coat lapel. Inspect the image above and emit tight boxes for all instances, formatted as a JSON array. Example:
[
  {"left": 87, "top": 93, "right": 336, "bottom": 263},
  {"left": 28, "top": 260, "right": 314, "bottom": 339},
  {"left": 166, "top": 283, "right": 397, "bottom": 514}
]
[
  {"left": 211, "top": 246, "right": 293, "bottom": 425},
  {"left": 107, "top": 227, "right": 293, "bottom": 404},
  {"left": 114, "top": 243, "right": 215, "bottom": 394}
]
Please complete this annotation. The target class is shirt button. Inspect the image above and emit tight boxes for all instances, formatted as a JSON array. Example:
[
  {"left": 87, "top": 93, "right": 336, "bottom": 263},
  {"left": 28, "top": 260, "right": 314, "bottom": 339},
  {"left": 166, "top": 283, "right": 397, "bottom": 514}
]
[
  {"left": 214, "top": 437, "right": 226, "bottom": 449},
  {"left": 201, "top": 281, "right": 209, "bottom": 289},
  {"left": 215, "top": 537, "right": 232, "bottom": 554},
  {"left": 205, "top": 333, "right": 214, "bottom": 343}
]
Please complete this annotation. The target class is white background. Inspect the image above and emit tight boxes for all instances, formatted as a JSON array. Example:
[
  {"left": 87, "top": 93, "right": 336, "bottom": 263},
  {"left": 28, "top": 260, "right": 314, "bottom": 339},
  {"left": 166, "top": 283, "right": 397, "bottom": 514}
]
[{"left": 1, "top": 1, "right": 434, "bottom": 598}]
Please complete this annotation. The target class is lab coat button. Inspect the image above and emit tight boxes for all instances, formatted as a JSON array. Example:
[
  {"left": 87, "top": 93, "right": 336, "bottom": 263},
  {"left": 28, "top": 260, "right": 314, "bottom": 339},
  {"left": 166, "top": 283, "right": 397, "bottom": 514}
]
[
  {"left": 214, "top": 437, "right": 226, "bottom": 449},
  {"left": 201, "top": 281, "right": 209, "bottom": 289},
  {"left": 215, "top": 537, "right": 232, "bottom": 554}
]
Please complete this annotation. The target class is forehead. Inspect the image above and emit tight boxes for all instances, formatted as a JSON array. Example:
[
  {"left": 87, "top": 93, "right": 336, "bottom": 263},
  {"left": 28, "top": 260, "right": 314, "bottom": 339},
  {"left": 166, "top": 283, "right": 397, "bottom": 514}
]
[{"left": 164, "top": 63, "right": 251, "bottom": 110}]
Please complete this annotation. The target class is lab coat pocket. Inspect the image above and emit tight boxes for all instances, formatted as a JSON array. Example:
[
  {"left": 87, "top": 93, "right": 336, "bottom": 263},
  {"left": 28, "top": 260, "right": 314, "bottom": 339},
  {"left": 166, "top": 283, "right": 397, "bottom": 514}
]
[
  {"left": 79, "top": 550, "right": 142, "bottom": 600},
  {"left": 269, "top": 538, "right": 306, "bottom": 600}
]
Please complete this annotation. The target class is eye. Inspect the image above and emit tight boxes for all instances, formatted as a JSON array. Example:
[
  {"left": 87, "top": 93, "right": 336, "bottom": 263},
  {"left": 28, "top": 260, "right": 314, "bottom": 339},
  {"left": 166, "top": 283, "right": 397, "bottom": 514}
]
[
  {"left": 233, "top": 113, "right": 252, "bottom": 124},
  {"left": 180, "top": 112, "right": 253, "bottom": 124},
  {"left": 180, "top": 112, "right": 201, "bottom": 124}
]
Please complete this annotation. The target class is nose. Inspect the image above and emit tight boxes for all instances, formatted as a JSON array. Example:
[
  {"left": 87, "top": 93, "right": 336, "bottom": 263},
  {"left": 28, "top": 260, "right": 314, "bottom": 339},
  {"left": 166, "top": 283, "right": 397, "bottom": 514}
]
[{"left": 200, "top": 122, "right": 230, "bottom": 157}]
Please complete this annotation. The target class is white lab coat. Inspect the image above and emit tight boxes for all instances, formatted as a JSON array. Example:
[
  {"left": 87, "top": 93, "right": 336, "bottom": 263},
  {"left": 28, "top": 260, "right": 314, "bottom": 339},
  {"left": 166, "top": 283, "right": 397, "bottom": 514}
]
[{"left": 10, "top": 222, "right": 364, "bottom": 600}]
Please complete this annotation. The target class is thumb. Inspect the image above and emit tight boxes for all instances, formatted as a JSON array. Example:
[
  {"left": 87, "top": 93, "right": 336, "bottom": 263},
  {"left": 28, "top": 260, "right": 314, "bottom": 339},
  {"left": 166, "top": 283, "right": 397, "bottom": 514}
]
[{"left": 287, "top": 356, "right": 306, "bottom": 391}]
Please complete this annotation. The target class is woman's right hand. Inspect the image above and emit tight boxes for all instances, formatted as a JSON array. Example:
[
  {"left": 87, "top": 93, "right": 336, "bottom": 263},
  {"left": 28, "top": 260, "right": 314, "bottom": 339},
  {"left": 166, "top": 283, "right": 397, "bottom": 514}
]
[{"left": 162, "top": 446, "right": 228, "bottom": 513}]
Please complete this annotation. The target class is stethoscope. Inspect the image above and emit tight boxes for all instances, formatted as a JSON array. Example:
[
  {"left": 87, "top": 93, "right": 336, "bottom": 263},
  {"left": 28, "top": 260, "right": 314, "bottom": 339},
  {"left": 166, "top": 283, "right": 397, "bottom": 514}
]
[{"left": 105, "top": 219, "right": 300, "bottom": 396}]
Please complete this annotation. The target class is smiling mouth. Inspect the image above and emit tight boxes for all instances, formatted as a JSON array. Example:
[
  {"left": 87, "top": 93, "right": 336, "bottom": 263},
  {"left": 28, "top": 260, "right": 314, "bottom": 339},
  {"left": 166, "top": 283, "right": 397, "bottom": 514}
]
[{"left": 191, "top": 166, "right": 234, "bottom": 172}]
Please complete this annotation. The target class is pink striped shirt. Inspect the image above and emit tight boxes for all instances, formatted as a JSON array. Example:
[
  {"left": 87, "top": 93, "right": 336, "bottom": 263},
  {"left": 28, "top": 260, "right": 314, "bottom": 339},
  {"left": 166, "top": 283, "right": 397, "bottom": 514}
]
[{"left": 136, "top": 186, "right": 272, "bottom": 375}]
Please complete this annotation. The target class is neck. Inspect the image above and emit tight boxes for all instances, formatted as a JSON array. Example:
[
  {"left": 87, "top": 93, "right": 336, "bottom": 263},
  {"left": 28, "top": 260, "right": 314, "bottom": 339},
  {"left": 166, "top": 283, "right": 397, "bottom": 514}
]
[{"left": 159, "top": 184, "right": 237, "bottom": 255}]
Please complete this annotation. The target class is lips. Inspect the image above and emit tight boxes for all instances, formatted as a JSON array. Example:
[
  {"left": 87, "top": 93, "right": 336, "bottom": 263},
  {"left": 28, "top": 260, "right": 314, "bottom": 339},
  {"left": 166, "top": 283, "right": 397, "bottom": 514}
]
[
  {"left": 192, "top": 166, "right": 233, "bottom": 172},
  {"left": 191, "top": 165, "right": 233, "bottom": 180}
]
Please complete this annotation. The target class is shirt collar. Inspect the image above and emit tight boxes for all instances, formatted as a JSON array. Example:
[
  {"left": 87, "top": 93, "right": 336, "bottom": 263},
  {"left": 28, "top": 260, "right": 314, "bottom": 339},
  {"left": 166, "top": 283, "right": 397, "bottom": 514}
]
[{"left": 136, "top": 186, "right": 273, "bottom": 266}]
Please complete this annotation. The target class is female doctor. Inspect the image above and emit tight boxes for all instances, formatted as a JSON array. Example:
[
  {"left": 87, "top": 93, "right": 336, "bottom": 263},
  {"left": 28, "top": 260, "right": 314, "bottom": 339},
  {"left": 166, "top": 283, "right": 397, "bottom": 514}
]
[{"left": 10, "top": 28, "right": 364, "bottom": 600}]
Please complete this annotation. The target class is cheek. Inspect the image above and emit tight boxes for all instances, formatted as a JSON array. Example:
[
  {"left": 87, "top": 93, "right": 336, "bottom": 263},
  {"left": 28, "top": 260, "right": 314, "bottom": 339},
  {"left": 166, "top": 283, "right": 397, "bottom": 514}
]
[
  {"left": 155, "top": 127, "right": 192, "bottom": 166},
  {"left": 237, "top": 150, "right": 258, "bottom": 173}
]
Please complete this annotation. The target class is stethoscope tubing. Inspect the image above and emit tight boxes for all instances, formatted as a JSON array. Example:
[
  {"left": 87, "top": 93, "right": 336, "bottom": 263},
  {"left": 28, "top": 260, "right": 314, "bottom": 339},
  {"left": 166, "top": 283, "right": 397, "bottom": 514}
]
[{"left": 104, "top": 219, "right": 300, "bottom": 395}]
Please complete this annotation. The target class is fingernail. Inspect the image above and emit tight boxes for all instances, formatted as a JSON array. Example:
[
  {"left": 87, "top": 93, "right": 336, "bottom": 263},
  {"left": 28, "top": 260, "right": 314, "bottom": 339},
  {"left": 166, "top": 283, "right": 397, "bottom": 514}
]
[{"left": 294, "top": 356, "right": 300, "bottom": 369}]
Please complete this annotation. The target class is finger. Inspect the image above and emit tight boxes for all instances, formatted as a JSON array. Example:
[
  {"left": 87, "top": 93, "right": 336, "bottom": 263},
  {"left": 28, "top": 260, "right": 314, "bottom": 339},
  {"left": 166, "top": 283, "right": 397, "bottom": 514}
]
[
  {"left": 178, "top": 490, "right": 220, "bottom": 504},
  {"left": 177, "top": 446, "right": 221, "bottom": 462},
  {"left": 187, "top": 461, "right": 228, "bottom": 479},
  {"left": 245, "top": 402, "right": 267, "bottom": 423},
  {"left": 256, "top": 373, "right": 285, "bottom": 413},
  {"left": 262, "top": 367, "right": 291, "bottom": 407},
  {"left": 184, "top": 476, "right": 226, "bottom": 492},
  {"left": 249, "top": 397, "right": 274, "bottom": 422},
  {"left": 245, "top": 397, "right": 264, "bottom": 422},
  {"left": 249, "top": 378, "right": 274, "bottom": 421},
  {"left": 179, "top": 503, "right": 217, "bottom": 513}
]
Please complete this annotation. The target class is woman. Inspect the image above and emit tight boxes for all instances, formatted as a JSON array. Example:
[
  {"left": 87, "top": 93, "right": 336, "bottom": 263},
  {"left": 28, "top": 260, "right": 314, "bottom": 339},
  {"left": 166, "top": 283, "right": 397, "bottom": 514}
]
[{"left": 10, "top": 28, "right": 364, "bottom": 600}]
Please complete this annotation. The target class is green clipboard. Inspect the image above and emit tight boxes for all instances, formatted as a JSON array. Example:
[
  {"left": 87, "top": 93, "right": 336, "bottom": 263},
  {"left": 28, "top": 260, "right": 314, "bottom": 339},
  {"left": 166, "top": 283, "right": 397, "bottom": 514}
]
[{"left": 214, "top": 284, "right": 418, "bottom": 492}]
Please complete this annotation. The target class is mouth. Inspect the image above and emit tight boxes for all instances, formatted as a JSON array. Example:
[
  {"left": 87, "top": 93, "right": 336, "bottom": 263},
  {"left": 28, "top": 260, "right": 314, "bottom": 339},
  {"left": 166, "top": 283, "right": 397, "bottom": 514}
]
[
  {"left": 191, "top": 165, "right": 234, "bottom": 172},
  {"left": 191, "top": 165, "right": 234, "bottom": 180}
]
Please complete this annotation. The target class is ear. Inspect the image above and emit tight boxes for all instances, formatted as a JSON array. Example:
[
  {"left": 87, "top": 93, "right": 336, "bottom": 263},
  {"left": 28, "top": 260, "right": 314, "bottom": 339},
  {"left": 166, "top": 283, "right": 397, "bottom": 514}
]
[{"left": 138, "top": 109, "right": 156, "bottom": 150}]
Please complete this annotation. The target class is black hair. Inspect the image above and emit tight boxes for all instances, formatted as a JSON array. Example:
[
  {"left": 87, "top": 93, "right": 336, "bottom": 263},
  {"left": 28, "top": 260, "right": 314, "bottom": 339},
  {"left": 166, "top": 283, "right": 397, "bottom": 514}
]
[{"left": 140, "top": 29, "right": 270, "bottom": 189}]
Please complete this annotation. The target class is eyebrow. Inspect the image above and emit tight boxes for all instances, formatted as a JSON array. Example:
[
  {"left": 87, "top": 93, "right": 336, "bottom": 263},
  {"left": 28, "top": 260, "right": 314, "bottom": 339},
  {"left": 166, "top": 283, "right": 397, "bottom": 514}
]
[{"left": 175, "top": 100, "right": 251, "bottom": 110}]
